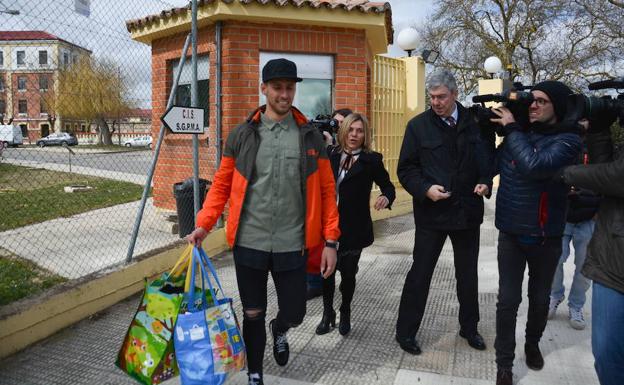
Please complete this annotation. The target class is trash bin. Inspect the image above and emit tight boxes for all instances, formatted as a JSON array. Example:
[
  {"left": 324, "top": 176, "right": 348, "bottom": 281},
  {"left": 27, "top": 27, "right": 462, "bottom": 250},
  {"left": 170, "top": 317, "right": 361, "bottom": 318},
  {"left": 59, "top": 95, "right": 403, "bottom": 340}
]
[{"left": 173, "top": 178, "right": 211, "bottom": 238}]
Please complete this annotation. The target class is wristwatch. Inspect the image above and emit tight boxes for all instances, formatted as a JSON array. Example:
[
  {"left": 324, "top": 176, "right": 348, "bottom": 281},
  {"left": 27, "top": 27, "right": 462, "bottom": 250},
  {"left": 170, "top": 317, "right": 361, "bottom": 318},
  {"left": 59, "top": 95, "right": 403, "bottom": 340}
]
[{"left": 325, "top": 241, "right": 338, "bottom": 249}]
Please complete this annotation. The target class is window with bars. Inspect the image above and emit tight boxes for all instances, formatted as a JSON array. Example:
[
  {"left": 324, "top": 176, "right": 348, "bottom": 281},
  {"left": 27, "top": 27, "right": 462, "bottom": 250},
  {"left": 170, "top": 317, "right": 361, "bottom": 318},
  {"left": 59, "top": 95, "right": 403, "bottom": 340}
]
[{"left": 171, "top": 55, "right": 209, "bottom": 128}]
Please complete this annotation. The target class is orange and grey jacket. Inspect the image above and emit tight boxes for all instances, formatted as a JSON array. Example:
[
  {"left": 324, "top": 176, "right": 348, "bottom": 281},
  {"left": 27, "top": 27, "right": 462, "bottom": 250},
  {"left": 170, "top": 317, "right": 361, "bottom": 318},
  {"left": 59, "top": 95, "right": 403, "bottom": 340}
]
[{"left": 196, "top": 105, "right": 340, "bottom": 249}]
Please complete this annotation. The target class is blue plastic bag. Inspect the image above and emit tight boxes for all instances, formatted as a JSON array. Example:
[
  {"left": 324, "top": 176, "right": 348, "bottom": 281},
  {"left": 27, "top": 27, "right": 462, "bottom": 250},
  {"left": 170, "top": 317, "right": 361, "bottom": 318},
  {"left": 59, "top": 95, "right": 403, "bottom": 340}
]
[{"left": 173, "top": 246, "right": 245, "bottom": 385}]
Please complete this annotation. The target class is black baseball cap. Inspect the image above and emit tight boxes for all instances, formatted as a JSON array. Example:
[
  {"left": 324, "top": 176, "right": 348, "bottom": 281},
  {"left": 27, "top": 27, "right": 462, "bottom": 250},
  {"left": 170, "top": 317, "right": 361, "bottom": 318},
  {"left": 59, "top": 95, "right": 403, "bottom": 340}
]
[{"left": 262, "top": 58, "right": 303, "bottom": 83}]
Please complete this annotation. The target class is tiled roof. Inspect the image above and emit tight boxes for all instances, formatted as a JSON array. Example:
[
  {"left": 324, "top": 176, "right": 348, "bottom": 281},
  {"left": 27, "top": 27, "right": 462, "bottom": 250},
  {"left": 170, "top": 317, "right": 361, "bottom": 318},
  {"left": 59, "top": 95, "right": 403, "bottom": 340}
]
[
  {"left": 0, "top": 30, "right": 63, "bottom": 41},
  {"left": 126, "top": 0, "right": 393, "bottom": 44},
  {"left": 126, "top": 108, "right": 152, "bottom": 119},
  {"left": 0, "top": 30, "right": 90, "bottom": 51}
]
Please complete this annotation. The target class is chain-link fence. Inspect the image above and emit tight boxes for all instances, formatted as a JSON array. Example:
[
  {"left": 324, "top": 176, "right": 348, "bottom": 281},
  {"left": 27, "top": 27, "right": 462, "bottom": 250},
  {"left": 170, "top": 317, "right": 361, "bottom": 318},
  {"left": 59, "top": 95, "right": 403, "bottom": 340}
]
[{"left": 0, "top": 0, "right": 215, "bottom": 305}]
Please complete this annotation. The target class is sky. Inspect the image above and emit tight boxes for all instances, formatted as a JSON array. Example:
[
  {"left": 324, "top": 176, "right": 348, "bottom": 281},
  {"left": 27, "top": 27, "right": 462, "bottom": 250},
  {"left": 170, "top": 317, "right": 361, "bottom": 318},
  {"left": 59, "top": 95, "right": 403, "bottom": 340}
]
[{"left": 0, "top": 0, "right": 435, "bottom": 108}]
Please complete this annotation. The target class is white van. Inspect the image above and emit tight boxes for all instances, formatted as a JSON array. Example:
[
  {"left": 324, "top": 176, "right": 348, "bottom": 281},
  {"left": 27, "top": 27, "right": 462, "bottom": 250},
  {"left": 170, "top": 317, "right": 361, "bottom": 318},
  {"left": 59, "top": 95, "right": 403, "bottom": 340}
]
[{"left": 0, "top": 125, "right": 24, "bottom": 148}]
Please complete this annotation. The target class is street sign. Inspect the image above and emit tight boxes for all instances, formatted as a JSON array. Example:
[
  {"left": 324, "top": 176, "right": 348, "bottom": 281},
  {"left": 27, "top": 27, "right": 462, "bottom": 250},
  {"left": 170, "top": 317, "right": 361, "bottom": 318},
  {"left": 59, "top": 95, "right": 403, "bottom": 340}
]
[{"left": 160, "top": 105, "right": 205, "bottom": 134}]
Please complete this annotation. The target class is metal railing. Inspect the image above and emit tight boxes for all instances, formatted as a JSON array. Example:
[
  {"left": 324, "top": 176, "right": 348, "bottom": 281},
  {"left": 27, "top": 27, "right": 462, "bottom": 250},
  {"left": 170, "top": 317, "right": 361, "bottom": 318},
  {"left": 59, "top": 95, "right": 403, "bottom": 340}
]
[{"left": 372, "top": 55, "right": 407, "bottom": 186}]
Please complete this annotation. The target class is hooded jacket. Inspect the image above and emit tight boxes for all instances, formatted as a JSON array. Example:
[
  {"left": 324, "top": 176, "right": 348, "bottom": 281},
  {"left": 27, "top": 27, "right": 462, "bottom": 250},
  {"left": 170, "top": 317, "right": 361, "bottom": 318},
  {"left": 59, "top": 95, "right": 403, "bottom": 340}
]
[{"left": 196, "top": 105, "right": 340, "bottom": 249}]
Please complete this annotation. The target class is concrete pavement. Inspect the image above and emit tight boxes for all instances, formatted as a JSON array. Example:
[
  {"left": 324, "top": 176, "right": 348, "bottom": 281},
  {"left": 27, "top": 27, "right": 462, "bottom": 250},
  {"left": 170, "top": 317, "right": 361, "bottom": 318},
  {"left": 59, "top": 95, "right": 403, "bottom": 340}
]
[
  {"left": 1, "top": 146, "right": 174, "bottom": 278},
  {"left": 0, "top": 198, "right": 180, "bottom": 278},
  {"left": 0, "top": 207, "right": 598, "bottom": 384}
]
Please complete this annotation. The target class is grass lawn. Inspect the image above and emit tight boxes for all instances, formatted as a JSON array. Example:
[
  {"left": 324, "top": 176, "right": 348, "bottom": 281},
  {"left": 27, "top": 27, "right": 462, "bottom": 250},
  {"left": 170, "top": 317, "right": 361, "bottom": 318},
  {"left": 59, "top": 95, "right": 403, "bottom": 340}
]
[
  {"left": 0, "top": 253, "right": 67, "bottom": 306},
  {"left": 0, "top": 163, "right": 148, "bottom": 231}
]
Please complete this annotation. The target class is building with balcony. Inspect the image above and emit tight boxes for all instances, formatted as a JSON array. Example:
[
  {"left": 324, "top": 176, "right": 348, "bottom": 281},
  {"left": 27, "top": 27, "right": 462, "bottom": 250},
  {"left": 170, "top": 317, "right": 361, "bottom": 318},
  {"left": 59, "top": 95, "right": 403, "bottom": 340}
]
[{"left": 0, "top": 30, "right": 91, "bottom": 141}]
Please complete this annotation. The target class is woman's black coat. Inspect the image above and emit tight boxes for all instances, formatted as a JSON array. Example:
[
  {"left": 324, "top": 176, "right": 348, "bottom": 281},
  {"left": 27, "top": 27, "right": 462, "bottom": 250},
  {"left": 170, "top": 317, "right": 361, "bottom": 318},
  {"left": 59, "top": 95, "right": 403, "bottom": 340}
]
[{"left": 329, "top": 148, "right": 396, "bottom": 251}]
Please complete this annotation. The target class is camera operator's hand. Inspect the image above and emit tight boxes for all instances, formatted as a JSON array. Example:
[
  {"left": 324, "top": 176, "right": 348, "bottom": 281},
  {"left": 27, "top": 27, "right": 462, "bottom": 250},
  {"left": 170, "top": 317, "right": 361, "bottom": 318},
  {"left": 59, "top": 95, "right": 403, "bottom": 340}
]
[
  {"left": 322, "top": 131, "right": 333, "bottom": 146},
  {"left": 426, "top": 184, "right": 451, "bottom": 202},
  {"left": 490, "top": 107, "right": 516, "bottom": 126}
]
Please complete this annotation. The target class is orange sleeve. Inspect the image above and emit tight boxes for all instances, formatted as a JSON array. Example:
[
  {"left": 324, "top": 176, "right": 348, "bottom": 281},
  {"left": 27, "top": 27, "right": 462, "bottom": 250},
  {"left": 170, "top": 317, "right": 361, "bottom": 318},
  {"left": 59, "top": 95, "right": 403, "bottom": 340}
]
[
  {"left": 195, "top": 156, "right": 235, "bottom": 232},
  {"left": 317, "top": 158, "right": 340, "bottom": 241}
]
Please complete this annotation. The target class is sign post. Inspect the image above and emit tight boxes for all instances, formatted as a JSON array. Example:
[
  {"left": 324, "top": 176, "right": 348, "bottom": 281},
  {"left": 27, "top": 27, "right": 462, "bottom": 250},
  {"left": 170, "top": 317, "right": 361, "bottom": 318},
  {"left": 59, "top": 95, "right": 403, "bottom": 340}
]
[{"left": 160, "top": 106, "right": 205, "bottom": 134}]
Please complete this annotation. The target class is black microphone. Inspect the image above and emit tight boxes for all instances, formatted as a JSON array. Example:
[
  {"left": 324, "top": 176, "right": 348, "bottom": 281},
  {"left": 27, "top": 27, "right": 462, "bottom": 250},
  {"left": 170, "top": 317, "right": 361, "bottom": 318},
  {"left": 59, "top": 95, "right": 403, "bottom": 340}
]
[{"left": 588, "top": 77, "right": 624, "bottom": 90}]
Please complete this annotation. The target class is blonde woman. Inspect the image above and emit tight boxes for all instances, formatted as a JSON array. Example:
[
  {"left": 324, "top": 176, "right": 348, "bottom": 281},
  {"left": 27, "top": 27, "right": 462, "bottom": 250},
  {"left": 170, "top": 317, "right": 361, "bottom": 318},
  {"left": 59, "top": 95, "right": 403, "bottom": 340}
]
[{"left": 315, "top": 113, "right": 396, "bottom": 336}]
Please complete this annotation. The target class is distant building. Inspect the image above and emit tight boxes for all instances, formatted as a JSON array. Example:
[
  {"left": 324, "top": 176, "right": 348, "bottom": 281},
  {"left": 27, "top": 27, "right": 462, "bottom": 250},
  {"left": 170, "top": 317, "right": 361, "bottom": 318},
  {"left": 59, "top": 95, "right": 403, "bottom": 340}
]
[
  {"left": 0, "top": 31, "right": 91, "bottom": 140},
  {"left": 117, "top": 108, "right": 152, "bottom": 134}
]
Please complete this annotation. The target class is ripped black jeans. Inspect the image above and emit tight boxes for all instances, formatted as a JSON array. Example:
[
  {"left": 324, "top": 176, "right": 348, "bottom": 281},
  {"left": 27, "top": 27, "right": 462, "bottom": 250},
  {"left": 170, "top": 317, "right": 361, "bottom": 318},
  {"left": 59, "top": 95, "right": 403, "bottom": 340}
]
[{"left": 233, "top": 247, "right": 307, "bottom": 374}]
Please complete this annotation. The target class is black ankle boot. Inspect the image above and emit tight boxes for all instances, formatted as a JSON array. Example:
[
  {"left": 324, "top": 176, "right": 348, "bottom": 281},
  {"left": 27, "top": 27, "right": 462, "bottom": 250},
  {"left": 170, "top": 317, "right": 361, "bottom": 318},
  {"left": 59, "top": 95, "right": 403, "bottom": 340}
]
[
  {"left": 525, "top": 343, "right": 544, "bottom": 370},
  {"left": 496, "top": 367, "right": 513, "bottom": 385},
  {"left": 315, "top": 309, "right": 336, "bottom": 335},
  {"left": 338, "top": 310, "right": 351, "bottom": 335}
]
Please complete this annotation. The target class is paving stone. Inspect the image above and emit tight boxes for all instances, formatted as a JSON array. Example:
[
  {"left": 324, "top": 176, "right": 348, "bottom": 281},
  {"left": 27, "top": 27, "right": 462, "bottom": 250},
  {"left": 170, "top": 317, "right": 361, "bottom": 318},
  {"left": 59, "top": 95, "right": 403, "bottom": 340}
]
[{"left": 0, "top": 212, "right": 599, "bottom": 385}]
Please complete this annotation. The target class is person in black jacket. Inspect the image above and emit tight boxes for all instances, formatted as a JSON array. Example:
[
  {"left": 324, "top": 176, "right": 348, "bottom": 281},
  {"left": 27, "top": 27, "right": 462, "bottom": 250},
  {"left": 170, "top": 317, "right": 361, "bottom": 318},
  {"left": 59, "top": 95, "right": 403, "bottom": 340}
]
[
  {"left": 560, "top": 123, "right": 624, "bottom": 385},
  {"left": 395, "top": 69, "right": 494, "bottom": 356},
  {"left": 314, "top": 112, "right": 395, "bottom": 336},
  {"left": 307, "top": 108, "right": 354, "bottom": 301},
  {"left": 548, "top": 144, "right": 601, "bottom": 330},
  {"left": 489, "top": 80, "right": 582, "bottom": 385}
]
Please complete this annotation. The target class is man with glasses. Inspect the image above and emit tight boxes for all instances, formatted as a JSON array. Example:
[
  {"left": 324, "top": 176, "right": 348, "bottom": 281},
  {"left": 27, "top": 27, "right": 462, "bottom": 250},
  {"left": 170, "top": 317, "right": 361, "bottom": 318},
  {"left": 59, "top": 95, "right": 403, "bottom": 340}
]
[{"left": 489, "top": 81, "right": 582, "bottom": 385}]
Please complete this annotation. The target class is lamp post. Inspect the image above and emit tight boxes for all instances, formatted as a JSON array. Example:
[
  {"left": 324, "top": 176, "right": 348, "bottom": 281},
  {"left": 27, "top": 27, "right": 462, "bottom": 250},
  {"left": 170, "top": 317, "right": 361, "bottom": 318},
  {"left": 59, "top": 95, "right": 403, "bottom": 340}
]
[
  {"left": 397, "top": 27, "right": 418, "bottom": 57},
  {"left": 484, "top": 56, "right": 503, "bottom": 79}
]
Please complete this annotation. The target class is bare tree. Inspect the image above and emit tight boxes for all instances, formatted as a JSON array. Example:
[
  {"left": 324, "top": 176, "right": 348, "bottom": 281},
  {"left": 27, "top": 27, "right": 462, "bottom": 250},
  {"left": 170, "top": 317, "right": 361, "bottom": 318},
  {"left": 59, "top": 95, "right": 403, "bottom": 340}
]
[
  {"left": 576, "top": 0, "right": 624, "bottom": 42},
  {"left": 418, "top": 0, "right": 622, "bottom": 94}
]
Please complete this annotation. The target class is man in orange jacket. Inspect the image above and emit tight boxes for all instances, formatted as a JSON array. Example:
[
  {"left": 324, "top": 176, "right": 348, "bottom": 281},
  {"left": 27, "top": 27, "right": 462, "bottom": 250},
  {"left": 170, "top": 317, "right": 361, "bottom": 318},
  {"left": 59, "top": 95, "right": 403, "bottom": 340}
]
[{"left": 187, "top": 58, "right": 340, "bottom": 385}]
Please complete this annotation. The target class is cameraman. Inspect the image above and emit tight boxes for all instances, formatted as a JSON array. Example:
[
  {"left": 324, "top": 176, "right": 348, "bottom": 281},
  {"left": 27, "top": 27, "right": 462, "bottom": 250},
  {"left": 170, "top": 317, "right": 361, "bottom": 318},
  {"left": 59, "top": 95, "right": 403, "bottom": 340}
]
[
  {"left": 321, "top": 108, "right": 353, "bottom": 147},
  {"left": 559, "top": 122, "right": 624, "bottom": 385},
  {"left": 489, "top": 80, "right": 582, "bottom": 385}
]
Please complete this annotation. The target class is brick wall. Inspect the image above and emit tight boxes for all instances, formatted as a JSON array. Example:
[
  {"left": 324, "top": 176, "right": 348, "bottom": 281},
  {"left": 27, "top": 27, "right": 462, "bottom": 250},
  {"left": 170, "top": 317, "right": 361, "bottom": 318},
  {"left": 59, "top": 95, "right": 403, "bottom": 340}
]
[
  {"left": 8, "top": 72, "right": 54, "bottom": 140},
  {"left": 151, "top": 22, "right": 371, "bottom": 211}
]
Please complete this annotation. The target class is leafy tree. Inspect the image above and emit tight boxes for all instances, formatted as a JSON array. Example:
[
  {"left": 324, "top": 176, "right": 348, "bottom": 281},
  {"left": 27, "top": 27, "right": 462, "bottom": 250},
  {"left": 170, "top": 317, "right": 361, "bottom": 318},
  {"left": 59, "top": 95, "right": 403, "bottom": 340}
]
[
  {"left": 417, "top": 0, "right": 623, "bottom": 94},
  {"left": 54, "top": 57, "right": 131, "bottom": 145}
]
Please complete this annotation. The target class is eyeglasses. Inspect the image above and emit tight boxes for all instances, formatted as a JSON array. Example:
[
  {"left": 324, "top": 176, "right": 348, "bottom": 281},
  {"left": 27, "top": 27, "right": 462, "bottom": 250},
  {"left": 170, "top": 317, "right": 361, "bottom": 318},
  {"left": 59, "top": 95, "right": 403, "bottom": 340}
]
[{"left": 532, "top": 97, "right": 551, "bottom": 107}]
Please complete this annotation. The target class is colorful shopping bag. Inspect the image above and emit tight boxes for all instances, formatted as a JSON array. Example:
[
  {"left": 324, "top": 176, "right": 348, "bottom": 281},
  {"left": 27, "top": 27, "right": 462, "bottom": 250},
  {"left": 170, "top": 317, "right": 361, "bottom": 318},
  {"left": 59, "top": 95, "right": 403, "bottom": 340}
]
[
  {"left": 116, "top": 245, "right": 214, "bottom": 385},
  {"left": 174, "top": 246, "right": 246, "bottom": 385}
]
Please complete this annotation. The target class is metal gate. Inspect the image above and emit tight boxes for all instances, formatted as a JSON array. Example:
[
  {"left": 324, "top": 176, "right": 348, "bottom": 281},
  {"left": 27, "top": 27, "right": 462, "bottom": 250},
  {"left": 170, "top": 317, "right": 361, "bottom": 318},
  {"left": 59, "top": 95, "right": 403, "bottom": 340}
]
[{"left": 372, "top": 55, "right": 406, "bottom": 185}]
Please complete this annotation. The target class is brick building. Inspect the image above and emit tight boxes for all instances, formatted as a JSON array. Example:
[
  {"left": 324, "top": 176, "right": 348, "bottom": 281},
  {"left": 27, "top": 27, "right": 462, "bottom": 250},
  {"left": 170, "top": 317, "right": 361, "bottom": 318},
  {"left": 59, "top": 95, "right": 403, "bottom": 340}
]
[
  {"left": 0, "top": 31, "right": 91, "bottom": 140},
  {"left": 127, "top": 0, "right": 393, "bottom": 211}
]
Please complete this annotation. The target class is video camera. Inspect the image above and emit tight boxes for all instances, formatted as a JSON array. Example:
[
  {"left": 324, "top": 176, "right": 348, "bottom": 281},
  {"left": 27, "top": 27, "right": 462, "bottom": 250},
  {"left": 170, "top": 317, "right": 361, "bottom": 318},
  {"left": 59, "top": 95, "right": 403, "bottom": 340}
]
[
  {"left": 469, "top": 86, "right": 534, "bottom": 136},
  {"left": 310, "top": 114, "right": 341, "bottom": 136},
  {"left": 564, "top": 77, "right": 624, "bottom": 129}
]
